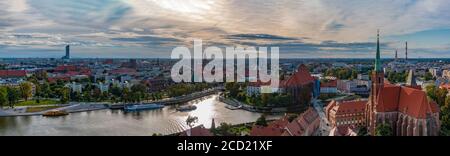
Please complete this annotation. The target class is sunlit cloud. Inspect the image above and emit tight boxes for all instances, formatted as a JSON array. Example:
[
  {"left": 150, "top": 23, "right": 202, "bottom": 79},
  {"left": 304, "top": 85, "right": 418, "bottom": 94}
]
[{"left": 0, "top": 0, "right": 450, "bottom": 58}]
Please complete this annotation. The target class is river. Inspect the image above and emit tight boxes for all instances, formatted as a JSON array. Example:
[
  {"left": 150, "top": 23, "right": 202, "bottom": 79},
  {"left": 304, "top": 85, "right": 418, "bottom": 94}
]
[{"left": 0, "top": 95, "right": 281, "bottom": 136}]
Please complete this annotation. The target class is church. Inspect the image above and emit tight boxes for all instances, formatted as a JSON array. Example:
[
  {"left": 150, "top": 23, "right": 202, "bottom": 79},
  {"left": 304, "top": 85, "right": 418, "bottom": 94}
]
[{"left": 365, "top": 31, "right": 441, "bottom": 136}]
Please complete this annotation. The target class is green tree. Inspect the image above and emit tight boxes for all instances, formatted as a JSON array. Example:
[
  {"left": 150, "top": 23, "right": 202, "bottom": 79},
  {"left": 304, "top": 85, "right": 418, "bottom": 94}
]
[
  {"left": 424, "top": 72, "right": 434, "bottom": 81},
  {"left": 19, "top": 82, "right": 33, "bottom": 101},
  {"left": 255, "top": 114, "right": 268, "bottom": 127},
  {"left": 186, "top": 115, "right": 198, "bottom": 130},
  {"left": 435, "top": 88, "right": 448, "bottom": 107},
  {"left": 0, "top": 87, "right": 8, "bottom": 109},
  {"left": 6, "top": 87, "right": 20, "bottom": 108},
  {"left": 212, "top": 123, "right": 233, "bottom": 136},
  {"left": 357, "top": 126, "right": 370, "bottom": 136},
  {"left": 60, "top": 87, "right": 70, "bottom": 104},
  {"left": 375, "top": 123, "right": 393, "bottom": 136}
]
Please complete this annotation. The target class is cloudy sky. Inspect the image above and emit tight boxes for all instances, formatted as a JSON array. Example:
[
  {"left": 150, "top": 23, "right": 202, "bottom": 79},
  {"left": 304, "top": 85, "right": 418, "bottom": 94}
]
[{"left": 0, "top": 0, "right": 450, "bottom": 58}]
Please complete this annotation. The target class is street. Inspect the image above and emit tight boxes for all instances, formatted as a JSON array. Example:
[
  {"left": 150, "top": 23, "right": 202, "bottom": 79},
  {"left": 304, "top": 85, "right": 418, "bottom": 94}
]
[{"left": 313, "top": 99, "right": 332, "bottom": 136}]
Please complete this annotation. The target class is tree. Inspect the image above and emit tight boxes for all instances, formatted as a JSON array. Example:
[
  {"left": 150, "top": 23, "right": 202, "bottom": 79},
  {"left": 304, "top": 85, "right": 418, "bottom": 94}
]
[
  {"left": 424, "top": 72, "right": 434, "bottom": 81},
  {"left": 0, "top": 87, "right": 8, "bottom": 109},
  {"left": 255, "top": 114, "right": 268, "bottom": 127},
  {"left": 60, "top": 87, "right": 70, "bottom": 104},
  {"left": 435, "top": 88, "right": 448, "bottom": 107},
  {"left": 186, "top": 115, "right": 198, "bottom": 130},
  {"left": 426, "top": 85, "right": 437, "bottom": 101},
  {"left": 375, "top": 123, "right": 393, "bottom": 136},
  {"left": 19, "top": 82, "right": 33, "bottom": 101},
  {"left": 357, "top": 126, "right": 369, "bottom": 136},
  {"left": 6, "top": 87, "right": 20, "bottom": 108},
  {"left": 212, "top": 123, "right": 233, "bottom": 136}
]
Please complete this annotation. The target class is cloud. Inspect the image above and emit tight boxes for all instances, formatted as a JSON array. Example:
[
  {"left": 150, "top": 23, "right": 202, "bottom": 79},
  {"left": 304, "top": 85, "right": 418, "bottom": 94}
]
[{"left": 0, "top": 0, "right": 450, "bottom": 58}]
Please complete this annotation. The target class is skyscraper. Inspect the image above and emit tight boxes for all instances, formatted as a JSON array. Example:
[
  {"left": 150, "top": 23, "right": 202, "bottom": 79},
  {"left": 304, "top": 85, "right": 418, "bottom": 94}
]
[
  {"left": 405, "top": 42, "right": 408, "bottom": 60},
  {"left": 62, "top": 45, "right": 70, "bottom": 60}
]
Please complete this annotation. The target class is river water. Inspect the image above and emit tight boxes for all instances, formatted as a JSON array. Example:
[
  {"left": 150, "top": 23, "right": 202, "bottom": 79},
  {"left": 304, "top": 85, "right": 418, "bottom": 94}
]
[{"left": 0, "top": 95, "right": 281, "bottom": 136}]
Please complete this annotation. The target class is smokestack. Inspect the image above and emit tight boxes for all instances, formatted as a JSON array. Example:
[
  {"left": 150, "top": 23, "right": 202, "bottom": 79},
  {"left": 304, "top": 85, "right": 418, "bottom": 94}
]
[{"left": 405, "top": 42, "right": 408, "bottom": 60}]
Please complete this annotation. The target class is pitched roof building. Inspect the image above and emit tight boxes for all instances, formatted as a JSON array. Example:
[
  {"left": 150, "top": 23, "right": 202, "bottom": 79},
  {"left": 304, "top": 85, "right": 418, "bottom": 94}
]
[
  {"left": 365, "top": 31, "right": 440, "bottom": 136},
  {"left": 0, "top": 70, "right": 27, "bottom": 78}
]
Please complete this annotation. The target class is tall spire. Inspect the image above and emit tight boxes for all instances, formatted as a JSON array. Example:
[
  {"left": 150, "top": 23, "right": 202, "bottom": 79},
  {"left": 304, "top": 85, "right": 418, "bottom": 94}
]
[{"left": 375, "top": 30, "right": 382, "bottom": 72}]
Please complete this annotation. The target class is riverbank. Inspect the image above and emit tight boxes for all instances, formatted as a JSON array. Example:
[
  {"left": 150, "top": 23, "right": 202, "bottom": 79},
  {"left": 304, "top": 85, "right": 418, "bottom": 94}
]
[
  {"left": 218, "top": 96, "right": 306, "bottom": 113},
  {"left": 0, "top": 103, "right": 109, "bottom": 117}
]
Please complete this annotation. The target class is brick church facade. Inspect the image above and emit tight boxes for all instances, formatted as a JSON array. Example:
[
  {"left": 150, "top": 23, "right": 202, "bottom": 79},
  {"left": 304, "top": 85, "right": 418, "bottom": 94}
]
[{"left": 365, "top": 31, "right": 440, "bottom": 136}]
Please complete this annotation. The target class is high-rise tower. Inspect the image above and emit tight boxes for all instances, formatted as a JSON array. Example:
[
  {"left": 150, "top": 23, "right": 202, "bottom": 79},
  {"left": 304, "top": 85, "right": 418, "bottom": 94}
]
[
  {"left": 63, "top": 45, "right": 70, "bottom": 60},
  {"left": 405, "top": 42, "right": 408, "bottom": 61}
]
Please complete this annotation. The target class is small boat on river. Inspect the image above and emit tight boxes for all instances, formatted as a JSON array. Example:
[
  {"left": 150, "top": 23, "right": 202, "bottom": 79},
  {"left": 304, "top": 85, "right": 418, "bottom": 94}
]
[
  {"left": 124, "top": 103, "right": 164, "bottom": 111},
  {"left": 43, "top": 110, "right": 69, "bottom": 117},
  {"left": 176, "top": 105, "right": 197, "bottom": 112}
]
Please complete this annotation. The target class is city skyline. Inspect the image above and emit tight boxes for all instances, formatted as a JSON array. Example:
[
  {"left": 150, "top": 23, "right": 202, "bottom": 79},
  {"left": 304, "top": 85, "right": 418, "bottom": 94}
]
[{"left": 1, "top": 0, "right": 450, "bottom": 58}]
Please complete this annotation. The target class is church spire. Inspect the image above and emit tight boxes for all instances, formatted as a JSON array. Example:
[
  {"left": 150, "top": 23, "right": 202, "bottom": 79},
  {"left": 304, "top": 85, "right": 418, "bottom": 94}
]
[{"left": 375, "top": 30, "right": 382, "bottom": 72}]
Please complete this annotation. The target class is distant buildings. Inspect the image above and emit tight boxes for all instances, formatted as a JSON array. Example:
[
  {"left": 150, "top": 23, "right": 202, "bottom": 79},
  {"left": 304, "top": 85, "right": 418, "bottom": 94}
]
[
  {"left": 320, "top": 79, "right": 338, "bottom": 94},
  {"left": 325, "top": 31, "right": 441, "bottom": 136}
]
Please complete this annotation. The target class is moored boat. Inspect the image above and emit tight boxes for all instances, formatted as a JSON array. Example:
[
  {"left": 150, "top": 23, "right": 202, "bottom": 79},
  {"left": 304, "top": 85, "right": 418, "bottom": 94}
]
[
  {"left": 176, "top": 105, "right": 197, "bottom": 112},
  {"left": 43, "top": 110, "right": 69, "bottom": 117},
  {"left": 124, "top": 103, "right": 164, "bottom": 111}
]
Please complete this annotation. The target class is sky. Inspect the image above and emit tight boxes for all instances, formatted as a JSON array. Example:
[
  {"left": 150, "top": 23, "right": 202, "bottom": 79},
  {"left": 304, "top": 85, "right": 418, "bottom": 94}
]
[{"left": 0, "top": 0, "right": 450, "bottom": 58}]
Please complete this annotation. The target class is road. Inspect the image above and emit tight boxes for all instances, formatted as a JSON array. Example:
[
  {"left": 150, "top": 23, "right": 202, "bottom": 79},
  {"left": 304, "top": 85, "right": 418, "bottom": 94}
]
[{"left": 312, "top": 99, "right": 332, "bottom": 136}]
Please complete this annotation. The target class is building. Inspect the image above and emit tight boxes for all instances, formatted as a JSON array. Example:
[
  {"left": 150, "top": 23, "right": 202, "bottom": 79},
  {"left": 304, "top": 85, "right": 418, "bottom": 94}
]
[
  {"left": 337, "top": 79, "right": 370, "bottom": 96},
  {"left": 282, "top": 107, "right": 320, "bottom": 136},
  {"left": 250, "top": 116, "right": 290, "bottom": 136},
  {"left": 250, "top": 107, "right": 320, "bottom": 136},
  {"left": 329, "top": 125, "right": 358, "bottom": 136},
  {"left": 179, "top": 125, "right": 213, "bottom": 136},
  {"left": 69, "top": 82, "right": 83, "bottom": 93},
  {"left": 283, "top": 64, "right": 318, "bottom": 105},
  {"left": 0, "top": 70, "right": 27, "bottom": 78},
  {"left": 320, "top": 80, "right": 338, "bottom": 94},
  {"left": 442, "top": 69, "right": 450, "bottom": 78},
  {"left": 326, "top": 100, "right": 367, "bottom": 128},
  {"left": 62, "top": 45, "right": 70, "bottom": 60},
  {"left": 365, "top": 31, "right": 440, "bottom": 136}
]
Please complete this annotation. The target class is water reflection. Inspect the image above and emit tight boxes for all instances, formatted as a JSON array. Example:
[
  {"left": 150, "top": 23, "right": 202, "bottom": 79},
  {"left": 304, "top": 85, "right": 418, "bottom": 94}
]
[{"left": 0, "top": 95, "right": 281, "bottom": 136}]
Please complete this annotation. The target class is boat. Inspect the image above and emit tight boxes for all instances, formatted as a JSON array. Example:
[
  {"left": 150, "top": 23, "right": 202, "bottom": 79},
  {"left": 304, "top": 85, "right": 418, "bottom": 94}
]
[
  {"left": 124, "top": 104, "right": 164, "bottom": 111},
  {"left": 176, "top": 105, "right": 197, "bottom": 112},
  {"left": 43, "top": 110, "right": 69, "bottom": 117},
  {"left": 225, "top": 105, "right": 242, "bottom": 110}
]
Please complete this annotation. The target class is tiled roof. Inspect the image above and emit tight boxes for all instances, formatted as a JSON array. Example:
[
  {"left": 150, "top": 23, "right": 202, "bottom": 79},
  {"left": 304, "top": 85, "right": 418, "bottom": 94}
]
[
  {"left": 321, "top": 80, "right": 337, "bottom": 88},
  {"left": 0, "top": 70, "right": 27, "bottom": 77},
  {"left": 284, "top": 64, "right": 314, "bottom": 87},
  {"left": 284, "top": 108, "right": 319, "bottom": 136},
  {"left": 179, "top": 125, "right": 213, "bottom": 136},
  {"left": 377, "top": 84, "right": 439, "bottom": 119},
  {"left": 330, "top": 100, "right": 367, "bottom": 115}
]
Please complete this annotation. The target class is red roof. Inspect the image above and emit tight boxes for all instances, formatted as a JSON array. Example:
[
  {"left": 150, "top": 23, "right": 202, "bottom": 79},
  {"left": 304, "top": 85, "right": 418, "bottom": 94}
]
[
  {"left": 376, "top": 84, "right": 439, "bottom": 119},
  {"left": 109, "top": 68, "right": 137, "bottom": 75},
  {"left": 250, "top": 117, "right": 289, "bottom": 136},
  {"left": 284, "top": 64, "right": 314, "bottom": 87},
  {"left": 179, "top": 125, "right": 213, "bottom": 136},
  {"left": 0, "top": 70, "right": 27, "bottom": 77},
  {"left": 283, "top": 108, "right": 319, "bottom": 136},
  {"left": 321, "top": 80, "right": 337, "bottom": 88},
  {"left": 328, "top": 100, "right": 367, "bottom": 116},
  {"left": 55, "top": 65, "right": 77, "bottom": 72}
]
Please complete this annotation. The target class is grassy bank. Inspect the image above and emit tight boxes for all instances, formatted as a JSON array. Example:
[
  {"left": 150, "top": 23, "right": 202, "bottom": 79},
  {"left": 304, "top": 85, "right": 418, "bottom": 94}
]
[
  {"left": 26, "top": 106, "right": 62, "bottom": 113},
  {"left": 16, "top": 99, "right": 60, "bottom": 106}
]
